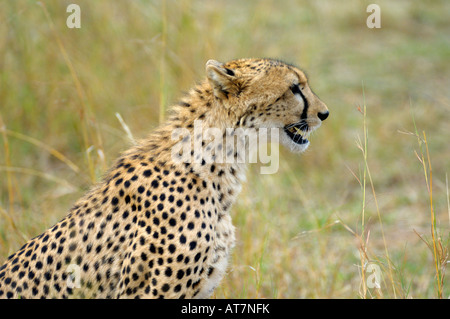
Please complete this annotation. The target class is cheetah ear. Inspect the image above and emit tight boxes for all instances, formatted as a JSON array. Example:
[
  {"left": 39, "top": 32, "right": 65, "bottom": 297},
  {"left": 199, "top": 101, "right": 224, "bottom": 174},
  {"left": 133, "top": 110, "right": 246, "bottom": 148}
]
[{"left": 206, "top": 60, "right": 236, "bottom": 99}]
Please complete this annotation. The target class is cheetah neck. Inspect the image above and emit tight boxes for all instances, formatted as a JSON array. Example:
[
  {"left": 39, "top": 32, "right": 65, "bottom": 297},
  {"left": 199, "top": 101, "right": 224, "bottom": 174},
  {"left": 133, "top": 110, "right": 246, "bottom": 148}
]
[{"left": 135, "top": 81, "right": 258, "bottom": 214}]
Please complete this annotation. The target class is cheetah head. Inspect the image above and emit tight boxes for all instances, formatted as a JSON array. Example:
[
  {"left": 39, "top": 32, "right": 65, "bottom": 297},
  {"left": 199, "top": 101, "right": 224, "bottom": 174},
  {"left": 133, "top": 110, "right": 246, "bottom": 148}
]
[{"left": 206, "top": 58, "right": 329, "bottom": 154}]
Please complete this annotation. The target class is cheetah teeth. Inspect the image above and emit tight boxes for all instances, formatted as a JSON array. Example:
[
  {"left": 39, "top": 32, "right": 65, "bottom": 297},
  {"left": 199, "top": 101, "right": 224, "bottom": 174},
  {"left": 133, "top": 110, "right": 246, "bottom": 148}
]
[{"left": 288, "top": 126, "right": 305, "bottom": 136}]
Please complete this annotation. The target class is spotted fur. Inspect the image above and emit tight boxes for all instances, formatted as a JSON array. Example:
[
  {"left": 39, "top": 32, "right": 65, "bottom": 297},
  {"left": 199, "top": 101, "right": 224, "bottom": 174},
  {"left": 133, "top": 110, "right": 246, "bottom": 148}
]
[{"left": 0, "top": 58, "right": 328, "bottom": 299}]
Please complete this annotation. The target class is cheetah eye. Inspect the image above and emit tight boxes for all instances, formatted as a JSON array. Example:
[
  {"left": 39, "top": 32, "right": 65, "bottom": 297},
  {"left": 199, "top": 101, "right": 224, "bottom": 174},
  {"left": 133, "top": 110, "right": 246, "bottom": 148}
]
[
  {"left": 290, "top": 84, "right": 301, "bottom": 95},
  {"left": 224, "top": 68, "right": 235, "bottom": 76}
]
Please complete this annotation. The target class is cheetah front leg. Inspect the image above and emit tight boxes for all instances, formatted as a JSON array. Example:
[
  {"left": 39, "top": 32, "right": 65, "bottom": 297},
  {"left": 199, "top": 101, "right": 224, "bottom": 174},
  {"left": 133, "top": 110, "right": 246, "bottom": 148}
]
[{"left": 116, "top": 231, "right": 214, "bottom": 299}]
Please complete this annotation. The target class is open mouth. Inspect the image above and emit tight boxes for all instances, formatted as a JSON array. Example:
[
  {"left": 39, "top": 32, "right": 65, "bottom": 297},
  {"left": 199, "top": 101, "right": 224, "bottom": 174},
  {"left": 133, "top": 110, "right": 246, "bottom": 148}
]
[{"left": 284, "top": 122, "right": 309, "bottom": 145}]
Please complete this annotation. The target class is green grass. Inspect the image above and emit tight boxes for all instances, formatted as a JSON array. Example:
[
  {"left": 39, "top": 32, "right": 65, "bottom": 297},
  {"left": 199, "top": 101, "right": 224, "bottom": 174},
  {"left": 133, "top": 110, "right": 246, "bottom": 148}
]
[{"left": 0, "top": 0, "right": 449, "bottom": 298}]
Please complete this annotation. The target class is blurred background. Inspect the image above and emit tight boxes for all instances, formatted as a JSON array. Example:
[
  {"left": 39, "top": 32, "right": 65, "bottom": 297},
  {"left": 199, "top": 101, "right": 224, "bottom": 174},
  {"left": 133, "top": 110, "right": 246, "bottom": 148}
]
[{"left": 0, "top": 0, "right": 449, "bottom": 298}]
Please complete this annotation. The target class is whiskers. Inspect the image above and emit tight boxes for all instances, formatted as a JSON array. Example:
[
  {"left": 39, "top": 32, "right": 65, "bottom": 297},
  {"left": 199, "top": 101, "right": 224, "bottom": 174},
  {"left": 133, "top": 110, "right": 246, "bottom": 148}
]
[{"left": 285, "top": 119, "right": 309, "bottom": 131}]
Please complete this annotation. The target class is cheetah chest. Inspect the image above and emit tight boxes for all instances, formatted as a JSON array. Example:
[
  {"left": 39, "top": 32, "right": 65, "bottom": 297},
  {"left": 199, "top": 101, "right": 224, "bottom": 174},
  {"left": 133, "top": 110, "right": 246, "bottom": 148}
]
[{"left": 194, "top": 213, "right": 235, "bottom": 299}]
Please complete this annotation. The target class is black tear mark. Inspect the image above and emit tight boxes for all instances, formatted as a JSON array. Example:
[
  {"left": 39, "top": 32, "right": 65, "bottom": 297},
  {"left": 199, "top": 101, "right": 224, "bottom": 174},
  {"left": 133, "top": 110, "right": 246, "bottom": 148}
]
[{"left": 291, "top": 84, "right": 309, "bottom": 119}]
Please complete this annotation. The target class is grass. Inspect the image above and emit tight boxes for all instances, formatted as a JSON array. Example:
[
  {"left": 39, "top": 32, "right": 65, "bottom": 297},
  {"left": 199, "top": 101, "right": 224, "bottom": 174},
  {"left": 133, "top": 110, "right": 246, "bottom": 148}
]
[{"left": 0, "top": 0, "right": 449, "bottom": 298}]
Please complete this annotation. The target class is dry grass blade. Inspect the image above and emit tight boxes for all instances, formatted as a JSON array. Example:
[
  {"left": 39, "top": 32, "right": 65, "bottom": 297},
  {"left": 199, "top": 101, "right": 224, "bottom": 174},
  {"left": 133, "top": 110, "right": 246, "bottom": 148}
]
[
  {"left": 38, "top": 1, "right": 105, "bottom": 181},
  {"left": 410, "top": 104, "right": 447, "bottom": 298},
  {"left": 345, "top": 163, "right": 362, "bottom": 187},
  {"left": 423, "top": 132, "right": 444, "bottom": 298},
  {"left": 355, "top": 85, "right": 397, "bottom": 298},
  {"left": 159, "top": 0, "right": 168, "bottom": 124},
  {"left": 0, "top": 114, "right": 21, "bottom": 214},
  {"left": 2, "top": 128, "right": 81, "bottom": 174},
  {"left": 115, "top": 113, "right": 136, "bottom": 145},
  {"left": 0, "top": 166, "right": 78, "bottom": 191}
]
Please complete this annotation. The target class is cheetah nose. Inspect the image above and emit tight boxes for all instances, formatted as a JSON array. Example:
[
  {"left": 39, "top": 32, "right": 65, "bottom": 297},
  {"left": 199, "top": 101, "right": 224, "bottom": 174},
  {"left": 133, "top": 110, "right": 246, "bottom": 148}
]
[{"left": 317, "top": 111, "right": 329, "bottom": 121}]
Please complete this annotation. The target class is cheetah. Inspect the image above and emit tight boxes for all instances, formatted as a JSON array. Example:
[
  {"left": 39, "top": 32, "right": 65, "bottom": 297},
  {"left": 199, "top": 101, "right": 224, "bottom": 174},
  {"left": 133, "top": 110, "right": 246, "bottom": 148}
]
[{"left": 0, "top": 58, "right": 329, "bottom": 299}]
